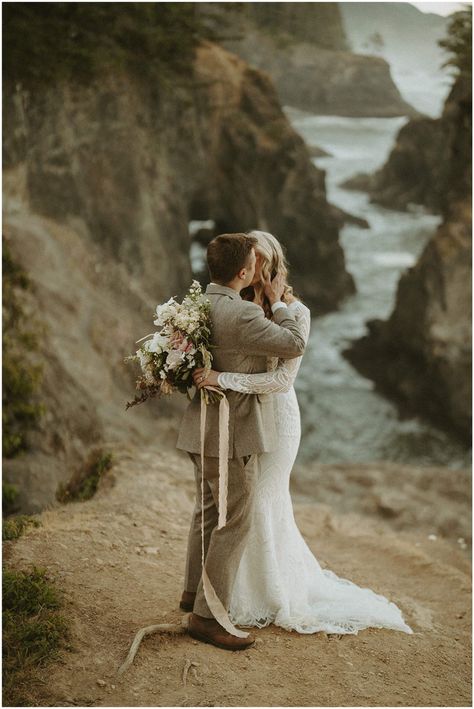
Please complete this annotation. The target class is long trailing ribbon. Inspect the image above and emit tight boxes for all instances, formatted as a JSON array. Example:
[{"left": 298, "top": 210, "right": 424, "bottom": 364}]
[{"left": 200, "top": 386, "right": 249, "bottom": 639}]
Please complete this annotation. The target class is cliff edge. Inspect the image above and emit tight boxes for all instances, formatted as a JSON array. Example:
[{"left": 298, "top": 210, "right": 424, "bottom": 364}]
[{"left": 3, "top": 439, "right": 471, "bottom": 706}]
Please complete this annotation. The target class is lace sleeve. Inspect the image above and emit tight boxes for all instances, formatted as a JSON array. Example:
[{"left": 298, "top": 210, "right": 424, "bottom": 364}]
[{"left": 218, "top": 302, "right": 311, "bottom": 394}]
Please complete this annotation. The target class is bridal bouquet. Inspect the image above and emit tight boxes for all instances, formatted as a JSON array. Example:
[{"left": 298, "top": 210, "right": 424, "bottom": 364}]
[{"left": 124, "top": 280, "right": 219, "bottom": 409}]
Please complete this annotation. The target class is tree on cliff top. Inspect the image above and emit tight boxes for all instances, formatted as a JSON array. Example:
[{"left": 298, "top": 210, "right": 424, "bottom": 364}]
[
  {"left": 3, "top": 3, "right": 217, "bottom": 86},
  {"left": 438, "top": 4, "right": 472, "bottom": 77}
]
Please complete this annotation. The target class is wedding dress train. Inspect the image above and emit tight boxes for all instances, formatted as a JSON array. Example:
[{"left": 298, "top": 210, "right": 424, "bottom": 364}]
[{"left": 220, "top": 300, "right": 413, "bottom": 636}]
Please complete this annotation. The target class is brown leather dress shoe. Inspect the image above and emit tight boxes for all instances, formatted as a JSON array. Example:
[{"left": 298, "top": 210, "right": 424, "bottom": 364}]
[
  {"left": 188, "top": 612, "right": 255, "bottom": 651},
  {"left": 180, "top": 590, "right": 196, "bottom": 612}
]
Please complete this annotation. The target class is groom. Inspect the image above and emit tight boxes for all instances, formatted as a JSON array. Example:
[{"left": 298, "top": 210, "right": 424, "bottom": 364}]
[{"left": 176, "top": 232, "right": 306, "bottom": 650}]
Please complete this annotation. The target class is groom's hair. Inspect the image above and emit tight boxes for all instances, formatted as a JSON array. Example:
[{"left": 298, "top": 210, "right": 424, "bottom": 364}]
[{"left": 207, "top": 233, "right": 257, "bottom": 284}]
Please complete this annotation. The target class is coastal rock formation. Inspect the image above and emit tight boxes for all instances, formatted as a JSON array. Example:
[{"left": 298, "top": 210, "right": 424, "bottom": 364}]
[
  {"left": 200, "top": 2, "right": 421, "bottom": 118},
  {"left": 340, "top": 1, "right": 453, "bottom": 107},
  {"left": 342, "top": 73, "right": 471, "bottom": 212},
  {"left": 245, "top": 2, "right": 350, "bottom": 51},
  {"left": 342, "top": 67, "right": 471, "bottom": 440},
  {"left": 3, "top": 41, "right": 354, "bottom": 312},
  {"left": 343, "top": 196, "right": 471, "bottom": 441}
]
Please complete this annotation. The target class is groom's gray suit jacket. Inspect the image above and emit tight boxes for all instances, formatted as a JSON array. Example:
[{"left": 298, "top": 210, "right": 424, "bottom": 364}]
[{"left": 176, "top": 283, "right": 306, "bottom": 458}]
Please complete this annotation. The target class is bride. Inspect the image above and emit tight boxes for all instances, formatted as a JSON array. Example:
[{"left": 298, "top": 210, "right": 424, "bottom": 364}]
[{"left": 193, "top": 230, "right": 413, "bottom": 637}]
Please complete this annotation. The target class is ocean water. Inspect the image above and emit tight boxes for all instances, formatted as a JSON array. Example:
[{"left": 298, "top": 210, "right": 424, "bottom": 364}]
[{"left": 285, "top": 108, "right": 471, "bottom": 470}]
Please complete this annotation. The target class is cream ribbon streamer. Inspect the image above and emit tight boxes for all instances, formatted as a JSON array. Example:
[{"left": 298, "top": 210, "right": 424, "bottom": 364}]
[
  {"left": 200, "top": 386, "right": 249, "bottom": 639},
  {"left": 135, "top": 332, "right": 155, "bottom": 344}
]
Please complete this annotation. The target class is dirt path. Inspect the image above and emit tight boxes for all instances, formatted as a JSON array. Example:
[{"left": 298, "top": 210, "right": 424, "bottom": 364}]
[{"left": 5, "top": 442, "right": 471, "bottom": 707}]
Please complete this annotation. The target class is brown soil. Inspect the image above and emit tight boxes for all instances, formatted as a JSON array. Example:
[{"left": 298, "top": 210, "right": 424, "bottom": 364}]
[{"left": 4, "top": 441, "right": 471, "bottom": 707}]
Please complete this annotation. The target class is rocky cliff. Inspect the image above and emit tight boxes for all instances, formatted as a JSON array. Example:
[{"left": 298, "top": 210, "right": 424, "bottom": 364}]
[
  {"left": 343, "top": 197, "right": 471, "bottom": 442},
  {"left": 3, "top": 38, "right": 357, "bottom": 512},
  {"left": 342, "top": 68, "right": 472, "bottom": 441},
  {"left": 342, "top": 73, "right": 472, "bottom": 212},
  {"left": 199, "top": 2, "right": 421, "bottom": 118},
  {"left": 4, "top": 40, "right": 354, "bottom": 313},
  {"left": 244, "top": 2, "right": 349, "bottom": 51},
  {"left": 339, "top": 2, "right": 451, "bottom": 82}
]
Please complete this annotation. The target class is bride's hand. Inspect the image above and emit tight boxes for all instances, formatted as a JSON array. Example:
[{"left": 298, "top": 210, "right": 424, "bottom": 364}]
[
  {"left": 263, "top": 271, "right": 285, "bottom": 306},
  {"left": 193, "top": 367, "right": 220, "bottom": 389},
  {"left": 283, "top": 290, "right": 297, "bottom": 304}
]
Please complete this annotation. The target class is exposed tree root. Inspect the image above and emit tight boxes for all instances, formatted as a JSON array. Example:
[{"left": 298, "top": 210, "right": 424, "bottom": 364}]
[{"left": 117, "top": 614, "right": 190, "bottom": 675}]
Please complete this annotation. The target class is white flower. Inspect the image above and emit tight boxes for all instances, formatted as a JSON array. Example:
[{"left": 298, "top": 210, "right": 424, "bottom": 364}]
[
  {"left": 166, "top": 349, "right": 185, "bottom": 370},
  {"left": 153, "top": 297, "right": 178, "bottom": 327},
  {"left": 144, "top": 332, "right": 168, "bottom": 354}
]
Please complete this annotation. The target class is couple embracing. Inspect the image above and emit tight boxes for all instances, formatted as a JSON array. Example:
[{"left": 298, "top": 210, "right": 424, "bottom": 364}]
[{"left": 176, "top": 231, "right": 413, "bottom": 652}]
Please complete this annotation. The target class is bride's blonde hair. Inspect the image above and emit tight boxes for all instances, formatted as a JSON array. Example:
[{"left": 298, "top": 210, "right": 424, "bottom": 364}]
[{"left": 241, "top": 230, "right": 296, "bottom": 319}]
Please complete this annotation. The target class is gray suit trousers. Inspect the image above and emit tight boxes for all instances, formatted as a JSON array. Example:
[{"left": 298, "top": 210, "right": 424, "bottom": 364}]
[{"left": 184, "top": 451, "right": 258, "bottom": 618}]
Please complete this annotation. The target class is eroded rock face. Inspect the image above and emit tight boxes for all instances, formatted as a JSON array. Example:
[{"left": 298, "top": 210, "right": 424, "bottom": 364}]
[{"left": 3, "top": 41, "right": 354, "bottom": 312}]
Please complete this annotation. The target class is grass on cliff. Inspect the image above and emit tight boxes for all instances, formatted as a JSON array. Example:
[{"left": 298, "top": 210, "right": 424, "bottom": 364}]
[
  {"left": 2, "top": 565, "right": 71, "bottom": 707},
  {"left": 3, "top": 234, "right": 45, "bottom": 462},
  {"left": 3, "top": 3, "right": 216, "bottom": 88},
  {"left": 56, "top": 447, "right": 114, "bottom": 503},
  {"left": 3, "top": 515, "right": 41, "bottom": 542}
]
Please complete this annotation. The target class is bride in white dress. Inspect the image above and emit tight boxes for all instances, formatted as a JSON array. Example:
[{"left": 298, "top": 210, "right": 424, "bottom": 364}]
[{"left": 196, "top": 230, "right": 413, "bottom": 637}]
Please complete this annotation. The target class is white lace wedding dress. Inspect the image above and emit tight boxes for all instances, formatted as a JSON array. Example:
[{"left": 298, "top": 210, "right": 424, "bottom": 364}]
[{"left": 219, "top": 300, "right": 413, "bottom": 636}]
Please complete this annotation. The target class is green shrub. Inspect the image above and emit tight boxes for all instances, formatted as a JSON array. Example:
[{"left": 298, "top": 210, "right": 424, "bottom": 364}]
[
  {"left": 2, "top": 236, "right": 45, "bottom": 460},
  {"left": 3, "top": 515, "right": 41, "bottom": 542},
  {"left": 2, "top": 481, "right": 20, "bottom": 516},
  {"left": 56, "top": 448, "right": 114, "bottom": 503},
  {"left": 2, "top": 566, "right": 70, "bottom": 706}
]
